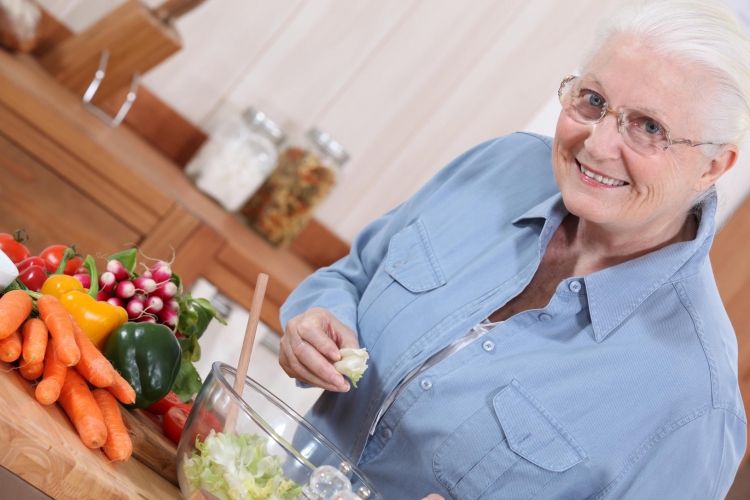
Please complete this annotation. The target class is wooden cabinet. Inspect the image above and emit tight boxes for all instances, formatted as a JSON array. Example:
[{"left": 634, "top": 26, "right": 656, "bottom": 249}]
[{"left": 0, "top": 50, "right": 314, "bottom": 335}]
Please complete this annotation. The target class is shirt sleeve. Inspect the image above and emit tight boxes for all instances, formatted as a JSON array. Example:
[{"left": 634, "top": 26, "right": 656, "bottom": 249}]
[
  {"left": 599, "top": 408, "right": 747, "bottom": 500},
  {"left": 279, "top": 137, "right": 503, "bottom": 336}
]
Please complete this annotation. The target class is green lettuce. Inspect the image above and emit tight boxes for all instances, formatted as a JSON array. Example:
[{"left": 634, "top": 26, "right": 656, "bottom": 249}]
[{"left": 183, "top": 430, "right": 303, "bottom": 500}]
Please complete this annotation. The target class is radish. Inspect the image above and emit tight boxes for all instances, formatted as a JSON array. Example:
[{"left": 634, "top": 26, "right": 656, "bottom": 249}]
[
  {"left": 99, "top": 272, "right": 116, "bottom": 293},
  {"left": 164, "top": 299, "right": 179, "bottom": 312},
  {"left": 74, "top": 266, "right": 88, "bottom": 275},
  {"left": 126, "top": 298, "right": 145, "bottom": 319},
  {"left": 96, "top": 291, "right": 111, "bottom": 302},
  {"left": 159, "top": 307, "right": 178, "bottom": 328},
  {"left": 73, "top": 273, "right": 91, "bottom": 289},
  {"left": 134, "top": 290, "right": 149, "bottom": 303},
  {"left": 136, "top": 314, "right": 157, "bottom": 323},
  {"left": 141, "top": 270, "right": 153, "bottom": 279},
  {"left": 115, "top": 281, "right": 136, "bottom": 300},
  {"left": 151, "top": 261, "right": 172, "bottom": 283},
  {"left": 107, "top": 297, "right": 124, "bottom": 308},
  {"left": 107, "top": 259, "right": 130, "bottom": 281},
  {"left": 155, "top": 281, "right": 178, "bottom": 300},
  {"left": 145, "top": 296, "right": 163, "bottom": 314},
  {"left": 133, "top": 276, "right": 156, "bottom": 294}
]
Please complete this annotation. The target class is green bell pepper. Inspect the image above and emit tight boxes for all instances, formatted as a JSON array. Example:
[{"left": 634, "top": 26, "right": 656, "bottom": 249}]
[{"left": 104, "top": 322, "right": 182, "bottom": 409}]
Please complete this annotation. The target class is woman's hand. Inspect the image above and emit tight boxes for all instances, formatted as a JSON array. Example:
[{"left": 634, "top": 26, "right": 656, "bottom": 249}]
[{"left": 279, "top": 307, "right": 360, "bottom": 392}]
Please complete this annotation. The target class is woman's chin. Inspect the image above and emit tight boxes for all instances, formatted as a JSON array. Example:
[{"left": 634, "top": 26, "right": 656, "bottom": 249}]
[{"left": 561, "top": 190, "right": 618, "bottom": 225}]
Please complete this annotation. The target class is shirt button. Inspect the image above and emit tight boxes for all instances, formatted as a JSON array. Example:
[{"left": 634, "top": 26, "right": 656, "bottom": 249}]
[
  {"left": 420, "top": 379, "right": 432, "bottom": 390},
  {"left": 381, "top": 427, "right": 393, "bottom": 439},
  {"left": 482, "top": 340, "right": 495, "bottom": 352},
  {"left": 393, "top": 260, "right": 406, "bottom": 267},
  {"left": 538, "top": 313, "right": 552, "bottom": 321},
  {"left": 568, "top": 280, "right": 582, "bottom": 293}
]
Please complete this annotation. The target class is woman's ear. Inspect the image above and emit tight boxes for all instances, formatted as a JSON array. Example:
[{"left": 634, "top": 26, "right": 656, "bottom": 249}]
[{"left": 694, "top": 145, "right": 739, "bottom": 191}]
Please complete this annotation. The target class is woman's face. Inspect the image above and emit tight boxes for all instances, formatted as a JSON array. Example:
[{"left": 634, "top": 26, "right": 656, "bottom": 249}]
[{"left": 553, "top": 39, "right": 716, "bottom": 233}]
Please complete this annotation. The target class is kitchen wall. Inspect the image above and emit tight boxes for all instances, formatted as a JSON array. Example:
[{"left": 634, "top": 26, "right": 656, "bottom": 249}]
[{"left": 38, "top": 0, "right": 750, "bottom": 240}]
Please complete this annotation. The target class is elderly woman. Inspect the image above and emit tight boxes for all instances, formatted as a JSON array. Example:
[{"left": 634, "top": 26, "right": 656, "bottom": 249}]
[{"left": 279, "top": 1, "right": 750, "bottom": 498}]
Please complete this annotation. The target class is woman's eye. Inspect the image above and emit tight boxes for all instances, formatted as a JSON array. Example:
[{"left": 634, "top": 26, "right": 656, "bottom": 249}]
[
  {"left": 641, "top": 119, "right": 663, "bottom": 135},
  {"left": 583, "top": 92, "right": 604, "bottom": 107}
]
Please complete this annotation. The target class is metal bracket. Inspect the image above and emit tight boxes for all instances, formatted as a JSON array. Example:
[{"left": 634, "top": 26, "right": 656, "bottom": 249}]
[{"left": 82, "top": 50, "right": 141, "bottom": 127}]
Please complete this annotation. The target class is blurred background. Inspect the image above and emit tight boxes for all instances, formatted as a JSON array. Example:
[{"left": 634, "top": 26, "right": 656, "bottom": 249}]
[{"left": 1, "top": 0, "right": 750, "bottom": 496}]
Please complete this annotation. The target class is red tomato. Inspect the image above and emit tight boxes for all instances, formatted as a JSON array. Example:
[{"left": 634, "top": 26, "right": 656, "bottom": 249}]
[
  {"left": 0, "top": 231, "right": 30, "bottom": 264},
  {"left": 146, "top": 391, "right": 182, "bottom": 416},
  {"left": 163, "top": 404, "right": 193, "bottom": 445},
  {"left": 39, "top": 245, "right": 83, "bottom": 275},
  {"left": 192, "top": 410, "right": 223, "bottom": 443},
  {"left": 16, "top": 256, "right": 47, "bottom": 273},
  {"left": 18, "top": 266, "right": 48, "bottom": 292}
]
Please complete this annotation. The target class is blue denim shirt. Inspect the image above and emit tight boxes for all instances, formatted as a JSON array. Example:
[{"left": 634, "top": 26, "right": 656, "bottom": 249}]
[{"left": 280, "top": 133, "right": 747, "bottom": 500}]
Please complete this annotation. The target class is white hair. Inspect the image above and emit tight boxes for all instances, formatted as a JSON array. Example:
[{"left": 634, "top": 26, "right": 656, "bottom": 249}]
[{"left": 580, "top": 0, "right": 750, "bottom": 211}]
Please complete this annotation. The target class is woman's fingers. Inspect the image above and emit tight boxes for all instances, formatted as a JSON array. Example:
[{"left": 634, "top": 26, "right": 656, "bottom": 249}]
[
  {"left": 296, "top": 310, "right": 343, "bottom": 362},
  {"left": 421, "top": 495, "right": 445, "bottom": 500},
  {"left": 279, "top": 334, "right": 350, "bottom": 392}
]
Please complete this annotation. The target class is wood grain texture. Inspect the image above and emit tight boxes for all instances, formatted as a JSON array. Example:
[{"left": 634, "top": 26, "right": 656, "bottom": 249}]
[
  {"left": 39, "top": 0, "right": 181, "bottom": 101},
  {"left": 101, "top": 85, "right": 208, "bottom": 167},
  {"left": 0, "top": 132, "right": 140, "bottom": 257},
  {"left": 0, "top": 51, "right": 173, "bottom": 229},
  {"left": 171, "top": 223, "right": 226, "bottom": 290},
  {"left": 0, "top": 363, "right": 181, "bottom": 500},
  {"left": 142, "top": 0, "right": 307, "bottom": 125},
  {"left": 34, "top": 5, "right": 74, "bottom": 58},
  {"left": 290, "top": 219, "right": 351, "bottom": 269},
  {"left": 138, "top": 203, "right": 202, "bottom": 264},
  {"left": 202, "top": 260, "right": 283, "bottom": 334},
  {"left": 119, "top": 408, "right": 178, "bottom": 486}
]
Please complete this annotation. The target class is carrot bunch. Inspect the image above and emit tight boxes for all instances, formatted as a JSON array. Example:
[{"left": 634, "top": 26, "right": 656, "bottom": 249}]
[{"left": 0, "top": 291, "right": 133, "bottom": 462}]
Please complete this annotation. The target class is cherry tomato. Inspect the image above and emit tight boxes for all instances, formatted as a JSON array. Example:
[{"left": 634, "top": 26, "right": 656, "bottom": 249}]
[
  {"left": 146, "top": 391, "right": 182, "bottom": 416},
  {"left": 16, "top": 256, "right": 47, "bottom": 273},
  {"left": 0, "top": 230, "right": 30, "bottom": 264},
  {"left": 39, "top": 245, "right": 83, "bottom": 275},
  {"left": 18, "top": 266, "right": 48, "bottom": 292},
  {"left": 163, "top": 404, "right": 193, "bottom": 445}
]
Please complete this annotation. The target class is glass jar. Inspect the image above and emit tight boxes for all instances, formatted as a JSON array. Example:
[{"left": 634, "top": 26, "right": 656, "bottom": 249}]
[
  {"left": 186, "top": 108, "right": 285, "bottom": 212},
  {"left": 238, "top": 128, "right": 349, "bottom": 248}
]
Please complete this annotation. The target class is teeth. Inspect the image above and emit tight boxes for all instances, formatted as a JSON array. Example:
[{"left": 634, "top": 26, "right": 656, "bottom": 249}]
[{"left": 578, "top": 162, "right": 625, "bottom": 186}]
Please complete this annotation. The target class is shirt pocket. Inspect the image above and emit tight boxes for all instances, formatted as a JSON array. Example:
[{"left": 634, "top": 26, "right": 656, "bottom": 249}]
[
  {"left": 357, "top": 218, "right": 446, "bottom": 346},
  {"left": 433, "top": 380, "right": 586, "bottom": 500}
]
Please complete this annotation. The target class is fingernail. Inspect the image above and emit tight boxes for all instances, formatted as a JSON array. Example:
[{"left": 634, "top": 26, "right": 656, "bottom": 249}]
[
  {"left": 330, "top": 350, "right": 341, "bottom": 362},
  {"left": 330, "top": 374, "right": 344, "bottom": 386}
]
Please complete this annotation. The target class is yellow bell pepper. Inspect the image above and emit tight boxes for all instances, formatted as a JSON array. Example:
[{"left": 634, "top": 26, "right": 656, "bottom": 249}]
[
  {"left": 40, "top": 274, "right": 83, "bottom": 298},
  {"left": 57, "top": 291, "right": 127, "bottom": 349}
]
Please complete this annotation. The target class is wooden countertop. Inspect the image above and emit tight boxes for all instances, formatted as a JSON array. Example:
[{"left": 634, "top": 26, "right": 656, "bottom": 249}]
[
  {"left": 0, "top": 363, "right": 181, "bottom": 500},
  {"left": 0, "top": 48, "right": 318, "bottom": 333}
]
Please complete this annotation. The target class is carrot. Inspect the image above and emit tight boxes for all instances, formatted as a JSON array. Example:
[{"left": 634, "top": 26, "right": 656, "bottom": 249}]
[
  {"left": 70, "top": 317, "right": 115, "bottom": 388},
  {"left": 92, "top": 389, "right": 132, "bottom": 462},
  {"left": 0, "top": 290, "right": 32, "bottom": 340},
  {"left": 0, "top": 330, "right": 22, "bottom": 362},
  {"left": 36, "top": 341, "right": 68, "bottom": 405},
  {"left": 58, "top": 369, "right": 107, "bottom": 448},
  {"left": 19, "top": 359, "right": 44, "bottom": 380},
  {"left": 106, "top": 371, "right": 136, "bottom": 405},
  {"left": 22, "top": 318, "right": 48, "bottom": 364},
  {"left": 37, "top": 295, "right": 80, "bottom": 366}
]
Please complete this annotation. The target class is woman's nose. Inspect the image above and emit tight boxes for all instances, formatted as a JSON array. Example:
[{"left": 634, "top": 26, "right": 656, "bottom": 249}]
[{"left": 583, "top": 112, "right": 624, "bottom": 161}]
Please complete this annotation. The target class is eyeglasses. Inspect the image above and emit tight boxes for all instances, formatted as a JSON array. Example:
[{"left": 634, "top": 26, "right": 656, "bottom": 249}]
[{"left": 557, "top": 75, "right": 721, "bottom": 156}]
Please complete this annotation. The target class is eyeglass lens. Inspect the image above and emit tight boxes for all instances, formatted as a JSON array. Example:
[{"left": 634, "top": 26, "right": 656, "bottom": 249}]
[{"left": 561, "top": 78, "right": 669, "bottom": 155}]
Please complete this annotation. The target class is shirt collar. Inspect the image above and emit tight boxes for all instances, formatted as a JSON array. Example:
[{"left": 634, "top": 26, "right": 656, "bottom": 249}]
[{"left": 512, "top": 186, "right": 718, "bottom": 343}]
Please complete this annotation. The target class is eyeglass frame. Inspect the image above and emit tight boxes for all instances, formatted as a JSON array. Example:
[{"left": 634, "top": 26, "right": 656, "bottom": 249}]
[{"left": 557, "top": 75, "right": 722, "bottom": 153}]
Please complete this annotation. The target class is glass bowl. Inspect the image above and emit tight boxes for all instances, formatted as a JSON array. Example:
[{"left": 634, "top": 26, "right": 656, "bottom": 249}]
[{"left": 176, "top": 362, "right": 385, "bottom": 500}]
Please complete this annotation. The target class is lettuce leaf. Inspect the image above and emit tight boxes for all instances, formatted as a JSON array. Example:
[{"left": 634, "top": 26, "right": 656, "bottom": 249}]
[
  {"left": 333, "top": 348, "right": 369, "bottom": 388},
  {"left": 183, "top": 430, "right": 303, "bottom": 500}
]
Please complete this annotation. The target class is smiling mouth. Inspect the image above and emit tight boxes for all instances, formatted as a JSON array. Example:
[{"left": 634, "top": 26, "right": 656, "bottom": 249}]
[{"left": 576, "top": 160, "right": 629, "bottom": 187}]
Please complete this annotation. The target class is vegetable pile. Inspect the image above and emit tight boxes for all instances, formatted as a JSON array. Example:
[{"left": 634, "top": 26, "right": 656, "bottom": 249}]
[
  {"left": 0, "top": 229, "right": 228, "bottom": 453},
  {"left": 0, "top": 289, "right": 134, "bottom": 461},
  {"left": 183, "top": 430, "right": 303, "bottom": 500}
]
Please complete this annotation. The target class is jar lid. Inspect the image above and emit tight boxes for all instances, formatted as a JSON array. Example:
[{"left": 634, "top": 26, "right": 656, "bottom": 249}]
[
  {"left": 308, "top": 128, "right": 350, "bottom": 167},
  {"left": 242, "top": 108, "right": 286, "bottom": 144}
]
